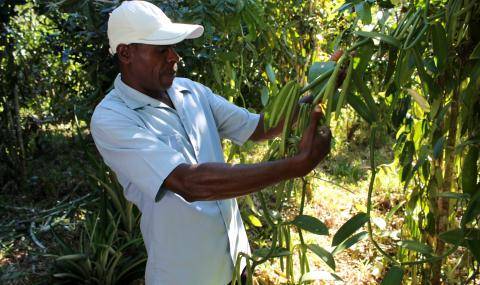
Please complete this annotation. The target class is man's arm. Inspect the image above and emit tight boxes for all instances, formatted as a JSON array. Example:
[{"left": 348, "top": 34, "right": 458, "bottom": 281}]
[{"left": 164, "top": 106, "right": 331, "bottom": 202}]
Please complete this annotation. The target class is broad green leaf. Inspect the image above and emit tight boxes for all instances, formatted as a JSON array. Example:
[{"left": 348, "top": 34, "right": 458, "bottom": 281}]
[
  {"left": 248, "top": 214, "right": 263, "bottom": 227},
  {"left": 265, "top": 64, "right": 276, "bottom": 85},
  {"left": 398, "top": 240, "right": 433, "bottom": 255},
  {"left": 399, "top": 141, "right": 414, "bottom": 167},
  {"left": 300, "top": 270, "right": 343, "bottom": 283},
  {"left": 308, "top": 62, "right": 336, "bottom": 82},
  {"left": 353, "top": 71, "right": 378, "bottom": 119},
  {"left": 377, "top": 0, "right": 394, "bottom": 8},
  {"left": 439, "top": 229, "right": 464, "bottom": 245},
  {"left": 406, "top": 88, "right": 430, "bottom": 112},
  {"left": 347, "top": 91, "right": 375, "bottom": 123},
  {"left": 466, "top": 239, "right": 480, "bottom": 262},
  {"left": 462, "top": 146, "right": 479, "bottom": 196},
  {"left": 461, "top": 191, "right": 480, "bottom": 226},
  {"left": 307, "top": 244, "right": 336, "bottom": 270},
  {"left": 355, "top": 41, "right": 375, "bottom": 75},
  {"left": 332, "top": 231, "right": 368, "bottom": 255},
  {"left": 470, "top": 42, "right": 480, "bottom": 60},
  {"left": 431, "top": 23, "right": 448, "bottom": 71},
  {"left": 332, "top": 213, "right": 369, "bottom": 246},
  {"left": 355, "top": 2, "right": 372, "bottom": 24},
  {"left": 308, "top": 61, "right": 335, "bottom": 95},
  {"left": 253, "top": 247, "right": 291, "bottom": 258},
  {"left": 337, "top": 2, "right": 353, "bottom": 13},
  {"left": 433, "top": 136, "right": 446, "bottom": 159},
  {"left": 384, "top": 47, "right": 398, "bottom": 86},
  {"left": 290, "top": 215, "right": 329, "bottom": 235},
  {"left": 381, "top": 266, "right": 404, "bottom": 285},
  {"left": 354, "top": 31, "right": 401, "bottom": 48},
  {"left": 260, "top": 86, "right": 269, "bottom": 107}
]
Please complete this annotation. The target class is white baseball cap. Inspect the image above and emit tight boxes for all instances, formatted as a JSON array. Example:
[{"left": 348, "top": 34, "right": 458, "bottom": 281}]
[{"left": 107, "top": 1, "right": 204, "bottom": 54}]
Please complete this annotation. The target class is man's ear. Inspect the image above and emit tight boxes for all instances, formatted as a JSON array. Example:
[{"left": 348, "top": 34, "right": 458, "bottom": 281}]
[{"left": 116, "top": 44, "right": 133, "bottom": 64}]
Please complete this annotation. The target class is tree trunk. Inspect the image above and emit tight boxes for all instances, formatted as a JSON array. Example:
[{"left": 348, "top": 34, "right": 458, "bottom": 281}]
[{"left": 431, "top": 86, "right": 459, "bottom": 284}]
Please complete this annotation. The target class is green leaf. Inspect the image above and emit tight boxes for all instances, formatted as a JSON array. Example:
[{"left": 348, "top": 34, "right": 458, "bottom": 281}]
[
  {"left": 398, "top": 240, "right": 433, "bottom": 255},
  {"left": 386, "top": 201, "right": 406, "bottom": 221},
  {"left": 462, "top": 146, "right": 479, "bottom": 196},
  {"left": 347, "top": 91, "right": 375, "bottom": 123},
  {"left": 461, "top": 191, "right": 480, "bottom": 226},
  {"left": 332, "top": 231, "right": 368, "bottom": 255},
  {"left": 354, "top": 31, "right": 401, "bottom": 48},
  {"left": 439, "top": 229, "right": 464, "bottom": 246},
  {"left": 406, "top": 88, "right": 430, "bottom": 112},
  {"left": 466, "top": 239, "right": 480, "bottom": 262},
  {"left": 290, "top": 215, "right": 329, "bottom": 235},
  {"left": 307, "top": 244, "right": 336, "bottom": 270},
  {"left": 381, "top": 266, "right": 404, "bottom": 285},
  {"left": 431, "top": 23, "right": 448, "bottom": 71},
  {"left": 308, "top": 61, "right": 336, "bottom": 95},
  {"left": 355, "top": 2, "right": 372, "bottom": 24},
  {"left": 353, "top": 71, "right": 378, "bottom": 119},
  {"left": 253, "top": 247, "right": 291, "bottom": 258},
  {"left": 55, "top": 254, "right": 87, "bottom": 262},
  {"left": 470, "top": 42, "right": 480, "bottom": 60},
  {"left": 248, "top": 214, "right": 263, "bottom": 227},
  {"left": 260, "top": 86, "right": 269, "bottom": 107},
  {"left": 265, "top": 64, "right": 276, "bottom": 85},
  {"left": 332, "top": 213, "right": 369, "bottom": 246},
  {"left": 433, "top": 136, "right": 446, "bottom": 159}
]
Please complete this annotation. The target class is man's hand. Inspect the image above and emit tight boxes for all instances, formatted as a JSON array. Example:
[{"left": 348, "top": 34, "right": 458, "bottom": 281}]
[{"left": 294, "top": 105, "right": 332, "bottom": 176}]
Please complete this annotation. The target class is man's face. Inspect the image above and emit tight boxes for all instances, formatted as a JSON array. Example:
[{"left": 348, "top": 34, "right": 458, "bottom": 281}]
[{"left": 120, "top": 43, "right": 180, "bottom": 94}]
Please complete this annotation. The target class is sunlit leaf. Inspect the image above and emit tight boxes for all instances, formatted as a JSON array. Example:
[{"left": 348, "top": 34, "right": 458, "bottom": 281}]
[
  {"left": 307, "top": 244, "right": 336, "bottom": 270},
  {"left": 248, "top": 214, "right": 263, "bottom": 227},
  {"left": 332, "top": 231, "right": 368, "bottom": 255},
  {"left": 332, "top": 213, "right": 368, "bottom": 246},
  {"left": 406, "top": 88, "right": 430, "bottom": 112},
  {"left": 290, "top": 215, "right": 329, "bottom": 235},
  {"left": 398, "top": 240, "right": 433, "bottom": 255},
  {"left": 354, "top": 31, "right": 401, "bottom": 48},
  {"left": 381, "top": 266, "right": 403, "bottom": 285},
  {"left": 253, "top": 247, "right": 291, "bottom": 258}
]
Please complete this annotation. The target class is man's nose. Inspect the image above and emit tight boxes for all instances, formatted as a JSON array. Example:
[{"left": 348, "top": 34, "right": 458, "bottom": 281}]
[{"left": 167, "top": 47, "right": 180, "bottom": 63}]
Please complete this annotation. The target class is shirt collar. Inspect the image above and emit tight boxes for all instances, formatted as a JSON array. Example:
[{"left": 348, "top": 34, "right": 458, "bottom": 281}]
[{"left": 114, "top": 74, "right": 189, "bottom": 110}]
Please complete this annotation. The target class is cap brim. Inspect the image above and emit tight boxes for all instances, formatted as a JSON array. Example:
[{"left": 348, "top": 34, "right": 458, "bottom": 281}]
[{"left": 137, "top": 23, "right": 204, "bottom": 46}]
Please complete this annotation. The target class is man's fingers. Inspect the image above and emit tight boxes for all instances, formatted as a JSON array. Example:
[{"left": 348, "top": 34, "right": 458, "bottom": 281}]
[{"left": 302, "top": 104, "right": 323, "bottom": 141}]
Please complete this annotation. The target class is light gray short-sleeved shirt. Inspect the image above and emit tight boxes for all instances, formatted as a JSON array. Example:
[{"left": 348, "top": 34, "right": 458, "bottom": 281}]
[{"left": 90, "top": 74, "right": 260, "bottom": 285}]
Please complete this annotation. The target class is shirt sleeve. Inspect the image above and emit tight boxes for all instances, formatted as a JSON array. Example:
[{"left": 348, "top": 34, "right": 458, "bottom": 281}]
[
  {"left": 90, "top": 108, "right": 186, "bottom": 202},
  {"left": 204, "top": 87, "right": 260, "bottom": 145}
]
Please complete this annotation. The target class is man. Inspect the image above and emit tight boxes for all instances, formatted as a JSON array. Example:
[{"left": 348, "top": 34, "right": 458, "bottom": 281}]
[{"left": 90, "top": 1, "right": 332, "bottom": 284}]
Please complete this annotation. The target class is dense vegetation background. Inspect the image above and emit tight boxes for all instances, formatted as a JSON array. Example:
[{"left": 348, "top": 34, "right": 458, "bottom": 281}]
[{"left": 1, "top": 0, "right": 479, "bottom": 284}]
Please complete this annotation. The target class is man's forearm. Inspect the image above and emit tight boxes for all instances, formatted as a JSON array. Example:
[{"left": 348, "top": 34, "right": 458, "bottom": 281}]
[{"left": 164, "top": 155, "right": 309, "bottom": 202}]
